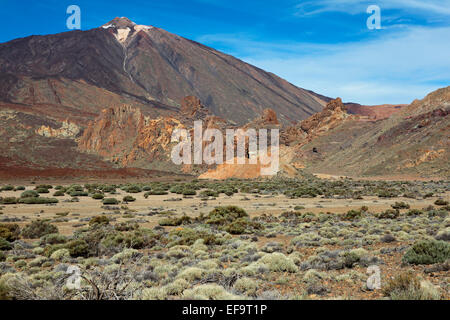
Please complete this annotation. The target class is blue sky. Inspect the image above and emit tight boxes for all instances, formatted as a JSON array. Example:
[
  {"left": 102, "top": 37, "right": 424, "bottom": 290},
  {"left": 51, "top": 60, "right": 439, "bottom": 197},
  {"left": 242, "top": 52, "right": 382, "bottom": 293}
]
[{"left": 1, "top": 0, "right": 449, "bottom": 104}]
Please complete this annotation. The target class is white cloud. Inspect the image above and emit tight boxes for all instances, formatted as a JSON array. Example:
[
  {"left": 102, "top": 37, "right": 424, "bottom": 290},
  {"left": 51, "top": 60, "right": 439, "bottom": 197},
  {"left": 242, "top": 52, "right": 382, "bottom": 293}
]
[
  {"left": 198, "top": 26, "right": 450, "bottom": 104},
  {"left": 295, "top": 0, "right": 450, "bottom": 17}
]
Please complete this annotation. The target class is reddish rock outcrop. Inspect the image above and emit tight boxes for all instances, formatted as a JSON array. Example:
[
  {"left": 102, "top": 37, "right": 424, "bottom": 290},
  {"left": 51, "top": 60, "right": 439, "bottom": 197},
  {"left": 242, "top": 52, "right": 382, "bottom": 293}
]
[{"left": 78, "top": 104, "right": 184, "bottom": 167}]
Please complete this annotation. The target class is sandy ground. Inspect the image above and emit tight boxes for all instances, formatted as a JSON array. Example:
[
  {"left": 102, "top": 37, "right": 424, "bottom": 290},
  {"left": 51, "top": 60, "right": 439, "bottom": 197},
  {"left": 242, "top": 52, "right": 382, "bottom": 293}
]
[{"left": 1, "top": 187, "right": 448, "bottom": 236}]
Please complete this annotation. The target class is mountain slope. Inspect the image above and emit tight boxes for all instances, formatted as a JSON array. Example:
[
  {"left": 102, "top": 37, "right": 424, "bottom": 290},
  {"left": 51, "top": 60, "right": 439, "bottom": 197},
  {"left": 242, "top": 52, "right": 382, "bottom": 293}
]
[
  {"left": 0, "top": 17, "right": 327, "bottom": 125},
  {"left": 287, "top": 87, "right": 450, "bottom": 178}
]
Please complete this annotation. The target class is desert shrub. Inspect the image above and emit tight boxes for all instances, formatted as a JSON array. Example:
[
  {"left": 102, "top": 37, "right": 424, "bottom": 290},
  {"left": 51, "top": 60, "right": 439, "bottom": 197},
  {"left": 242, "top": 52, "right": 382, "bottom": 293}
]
[
  {"left": 224, "top": 218, "right": 263, "bottom": 235},
  {"left": 18, "top": 197, "right": 58, "bottom": 204},
  {"left": 177, "top": 267, "right": 205, "bottom": 282},
  {"left": 206, "top": 206, "right": 248, "bottom": 225},
  {"left": 285, "top": 187, "right": 321, "bottom": 198},
  {"left": 182, "top": 189, "right": 197, "bottom": 196},
  {"left": 53, "top": 191, "right": 65, "bottom": 197},
  {"left": 182, "top": 284, "right": 237, "bottom": 300},
  {"left": 35, "top": 187, "right": 50, "bottom": 194},
  {"left": 89, "top": 216, "right": 110, "bottom": 227},
  {"left": 35, "top": 184, "right": 53, "bottom": 190},
  {"left": 15, "top": 186, "right": 25, "bottom": 191},
  {"left": 341, "top": 249, "right": 369, "bottom": 268},
  {"left": 257, "top": 253, "right": 297, "bottom": 273},
  {"left": 0, "top": 223, "right": 20, "bottom": 242},
  {"left": 102, "top": 198, "right": 119, "bottom": 205},
  {"left": 145, "top": 190, "right": 168, "bottom": 197},
  {"left": 406, "top": 209, "right": 423, "bottom": 216},
  {"left": 233, "top": 277, "right": 258, "bottom": 296},
  {"left": 0, "top": 237, "right": 12, "bottom": 250},
  {"left": 50, "top": 248, "right": 70, "bottom": 260},
  {"left": 40, "top": 233, "right": 67, "bottom": 245},
  {"left": 200, "top": 190, "right": 219, "bottom": 198},
  {"left": 123, "top": 185, "right": 142, "bottom": 193},
  {"left": 159, "top": 215, "right": 192, "bottom": 227},
  {"left": 0, "top": 185, "right": 14, "bottom": 191},
  {"left": 435, "top": 228, "right": 450, "bottom": 241},
  {"left": 165, "top": 278, "right": 189, "bottom": 296},
  {"left": 382, "top": 272, "right": 441, "bottom": 300},
  {"left": 20, "top": 190, "right": 39, "bottom": 198},
  {"left": 1, "top": 197, "right": 18, "bottom": 205},
  {"left": 112, "top": 248, "right": 141, "bottom": 263},
  {"left": 377, "top": 209, "right": 400, "bottom": 219},
  {"left": 65, "top": 239, "right": 89, "bottom": 257},
  {"left": 402, "top": 240, "right": 450, "bottom": 265},
  {"left": 43, "top": 243, "right": 66, "bottom": 257},
  {"left": 342, "top": 209, "right": 362, "bottom": 221},
  {"left": 381, "top": 234, "right": 396, "bottom": 243},
  {"left": 69, "top": 191, "right": 88, "bottom": 197},
  {"left": 21, "top": 220, "right": 58, "bottom": 239},
  {"left": 168, "top": 228, "right": 221, "bottom": 246},
  {"left": 91, "top": 193, "right": 104, "bottom": 200},
  {"left": 377, "top": 189, "right": 400, "bottom": 198},
  {"left": 0, "top": 251, "right": 5, "bottom": 261},
  {"left": 141, "top": 287, "right": 168, "bottom": 300},
  {"left": 391, "top": 202, "right": 410, "bottom": 209},
  {"left": 123, "top": 196, "right": 136, "bottom": 202},
  {"left": 434, "top": 199, "right": 448, "bottom": 206},
  {"left": 115, "top": 222, "right": 139, "bottom": 232},
  {"left": 98, "top": 228, "right": 156, "bottom": 252}
]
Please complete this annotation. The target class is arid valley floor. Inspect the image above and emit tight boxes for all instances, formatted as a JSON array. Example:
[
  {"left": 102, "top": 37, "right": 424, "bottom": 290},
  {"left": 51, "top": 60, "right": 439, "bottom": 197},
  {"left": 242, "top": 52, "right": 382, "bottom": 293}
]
[{"left": 0, "top": 177, "right": 448, "bottom": 300}]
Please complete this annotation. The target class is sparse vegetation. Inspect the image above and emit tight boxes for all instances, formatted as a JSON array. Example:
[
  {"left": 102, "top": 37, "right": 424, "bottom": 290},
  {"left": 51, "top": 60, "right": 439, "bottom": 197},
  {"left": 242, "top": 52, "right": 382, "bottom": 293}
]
[{"left": 0, "top": 178, "right": 447, "bottom": 300}]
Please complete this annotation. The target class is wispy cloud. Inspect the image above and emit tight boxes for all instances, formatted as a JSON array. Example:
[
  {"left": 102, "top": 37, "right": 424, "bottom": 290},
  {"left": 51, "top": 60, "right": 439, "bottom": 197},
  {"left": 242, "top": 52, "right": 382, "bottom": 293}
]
[
  {"left": 198, "top": 26, "right": 450, "bottom": 104},
  {"left": 295, "top": 0, "right": 450, "bottom": 17}
]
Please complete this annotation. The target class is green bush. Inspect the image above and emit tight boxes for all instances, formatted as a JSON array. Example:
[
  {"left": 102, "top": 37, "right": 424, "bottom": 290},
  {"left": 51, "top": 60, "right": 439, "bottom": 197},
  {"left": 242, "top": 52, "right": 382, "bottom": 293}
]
[
  {"left": 406, "top": 209, "right": 423, "bottom": 216},
  {"left": 69, "top": 191, "right": 88, "bottom": 197},
  {"left": 0, "top": 197, "right": 18, "bottom": 205},
  {"left": 102, "top": 198, "right": 119, "bottom": 205},
  {"left": 342, "top": 209, "right": 362, "bottom": 220},
  {"left": 65, "top": 239, "right": 89, "bottom": 257},
  {"left": 92, "top": 193, "right": 104, "bottom": 200},
  {"left": 224, "top": 218, "right": 263, "bottom": 235},
  {"left": 159, "top": 215, "right": 192, "bottom": 226},
  {"left": 434, "top": 199, "right": 448, "bottom": 206},
  {"left": 168, "top": 228, "right": 220, "bottom": 246},
  {"left": 182, "top": 189, "right": 197, "bottom": 196},
  {"left": 0, "top": 237, "right": 12, "bottom": 250},
  {"left": 402, "top": 240, "right": 450, "bottom": 265},
  {"left": 21, "top": 220, "right": 58, "bottom": 239},
  {"left": 18, "top": 197, "right": 58, "bottom": 204},
  {"left": 53, "top": 190, "right": 65, "bottom": 197},
  {"left": 123, "top": 196, "right": 136, "bottom": 202},
  {"left": 0, "top": 185, "right": 14, "bottom": 191},
  {"left": 125, "top": 185, "right": 142, "bottom": 193},
  {"left": 206, "top": 206, "right": 248, "bottom": 225},
  {"left": 377, "top": 189, "right": 400, "bottom": 198},
  {"left": 382, "top": 272, "right": 420, "bottom": 298},
  {"left": 0, "top": 223, "right": 20, "bottom": 242},
  {"left": 20, "top": 190, "right": 39, "bottom": 198},
  {"left": 40, "top": 233, "right": 67, "bottom": 245},
  {"left": 89, "top": 216, "right": 110, "bottom": 226},
  {"left": 144, "top": 190, "right": 168, "bottom": 197},
  {"left": 377, "top": 209, "right": 400, "bottom": 219},
  {"left": 391, "top": 202, "right": 410, "bottom": 209},
  {"left": 35, "top": 187, "right": 50, "bottom": 194},
  {"left": 200, "top": 190, "right": 219, "bottom": 198}
]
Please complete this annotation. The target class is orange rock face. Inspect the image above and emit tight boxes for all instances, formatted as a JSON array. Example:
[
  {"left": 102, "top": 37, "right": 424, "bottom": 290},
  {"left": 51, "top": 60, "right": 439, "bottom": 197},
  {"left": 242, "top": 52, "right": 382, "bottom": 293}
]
[{"left": 78, "top": 104, "right": 184, "bottom": 167}]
